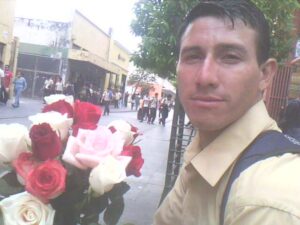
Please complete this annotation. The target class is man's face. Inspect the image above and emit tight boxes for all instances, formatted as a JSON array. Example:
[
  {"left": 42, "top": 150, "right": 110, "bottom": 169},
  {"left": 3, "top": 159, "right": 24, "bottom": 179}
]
[{"left": 177, "top": 17, "right": 275, "bottom": 132}]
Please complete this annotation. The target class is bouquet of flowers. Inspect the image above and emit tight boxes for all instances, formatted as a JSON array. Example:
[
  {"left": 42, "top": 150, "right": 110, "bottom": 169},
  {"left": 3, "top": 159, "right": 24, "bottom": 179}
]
[{"left": 0, "top": 94, "right": 144, "bottom": 225}]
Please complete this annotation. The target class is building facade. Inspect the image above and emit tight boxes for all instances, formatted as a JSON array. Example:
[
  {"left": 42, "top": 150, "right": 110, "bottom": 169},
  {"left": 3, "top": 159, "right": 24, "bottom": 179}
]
[
  {"left": 13, "top": 10, "right": 131, "bottom": 98},
  {"left": 0, "top": 0, "right": 17, "bottom": 71}
]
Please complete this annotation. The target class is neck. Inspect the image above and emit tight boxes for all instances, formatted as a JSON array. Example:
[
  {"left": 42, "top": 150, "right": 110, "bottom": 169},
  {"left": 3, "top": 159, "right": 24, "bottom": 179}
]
[{"left": 198, "top": 129, "right": 223, "bottom": 149}]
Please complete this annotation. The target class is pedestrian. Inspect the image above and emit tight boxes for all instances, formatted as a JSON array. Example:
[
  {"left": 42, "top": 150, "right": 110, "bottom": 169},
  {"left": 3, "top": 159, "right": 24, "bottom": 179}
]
[
  {"left": 279, "top": 99, "right": 300, "bottom": 140},
  {"left": 101, "top": 89, "right": 111, "bottom": 116},
  {"left": 159, "top": 94, "right": 172, "bottom": 126},
  {"left": 131, "top": 93, "right": 136, "bottom": 110},
  {"left": 12, "top": 71, "right": 27, "bottom": 108},
  {"left": 135, "top": 93, "right": 140, "bottom": 111},
  {"left": 154, "top": 1, "right": 300, "bottom": 225},
  {"left": 124, "top": 91, "right": 129, "bottom": 108},
  {"left": 114, "top": 90, "right": 122, "bottom": 108},
  {"left": 43, "top": 76, "right": 54, "bottom": 100},
  {"left": 64, "top": 82, "right": 75, "bottom": 97},
  {"left": 1, "top": 65, "right": 13, "bottom": 104},
  {"left": 55, "top": 76, "right": 64, "bottom": 94},
  {"left": 148, "top": 93, "right": 159, "bottom": 124},
  {"left": 0, "top": 61, "right": 6, "bottom": 104},
  {"left": 140, "top": 93, "right": 150, "bottom": 122}
]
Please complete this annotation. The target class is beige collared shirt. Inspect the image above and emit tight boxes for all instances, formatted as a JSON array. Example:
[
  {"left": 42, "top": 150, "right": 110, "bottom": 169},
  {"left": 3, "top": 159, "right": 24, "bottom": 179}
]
[{"left": 154, "top": 100, "right": 300, "bottom": 225}]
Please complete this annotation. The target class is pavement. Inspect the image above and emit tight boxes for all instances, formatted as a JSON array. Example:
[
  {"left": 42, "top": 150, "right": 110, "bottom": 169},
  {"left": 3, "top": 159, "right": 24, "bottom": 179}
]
[{"left": 0, "top": 97, "right": 173, "bottom": 225}]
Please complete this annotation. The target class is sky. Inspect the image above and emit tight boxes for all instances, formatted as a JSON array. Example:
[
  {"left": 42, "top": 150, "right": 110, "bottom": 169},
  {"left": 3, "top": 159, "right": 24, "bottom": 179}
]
[{"left": 15, "top": 0, "right": 141, "bottom": 52}]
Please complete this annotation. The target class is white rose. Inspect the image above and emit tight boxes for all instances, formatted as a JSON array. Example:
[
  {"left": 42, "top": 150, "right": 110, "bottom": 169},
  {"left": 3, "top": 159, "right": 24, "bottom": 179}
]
[
  {"left": 89, "top": 155, "right": 131, "bottom": 197},
  {"left": 107, "top": 120, "right": 138, "bottom": 146},
  {"left": 0, "top": 192, "right": 55, "bottom": 225},
  {"left": 29, "top": 112, "right": 73, "bottom": 141},
  {"left": 0, "top": 123, "right": 30, "bottom": 164},
  {"left": 44, "top": 94, "right": 74, "bottom": 106}
]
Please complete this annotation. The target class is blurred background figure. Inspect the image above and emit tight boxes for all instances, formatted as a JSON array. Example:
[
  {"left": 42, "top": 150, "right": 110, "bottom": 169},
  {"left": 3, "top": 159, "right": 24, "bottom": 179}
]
[
  {"left": 12, "top": 71, "right": 27, "bottom": 108},
  {"left": 279, "top": 99, "right": 300, "bottom": 140},
  {"left": 1, "top": 65, "right": 13, "bottom": 104},
  {"left": 55, "top": 76, "right": 64, "bottom": 94},
  {"left": 159, "top": 94, "right": 172, "bottom": 126}
]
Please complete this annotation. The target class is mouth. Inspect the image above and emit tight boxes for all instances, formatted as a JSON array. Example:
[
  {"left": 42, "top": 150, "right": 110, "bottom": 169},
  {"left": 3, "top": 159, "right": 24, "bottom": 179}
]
[{"left": 189, "top": 95, "right": 225, "bottom": 109}]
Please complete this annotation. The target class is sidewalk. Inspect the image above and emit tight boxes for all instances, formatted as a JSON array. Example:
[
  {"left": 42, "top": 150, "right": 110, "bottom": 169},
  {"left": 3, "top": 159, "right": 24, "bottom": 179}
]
[{"left": 0, "top": 98, "right": 135, "bottom": 120}]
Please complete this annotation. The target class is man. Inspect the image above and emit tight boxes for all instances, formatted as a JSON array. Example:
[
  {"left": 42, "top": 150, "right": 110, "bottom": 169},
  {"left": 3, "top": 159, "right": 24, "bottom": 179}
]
[
  {"left": 148, "top": 93, "right": 159, "bottom": 124},
  {"left": 0, "top": 61, "right": 4, "bottom": 104},
  {"left": 154, "top": 1, "right": 300, "bottom": 225},
  {"left": 12, "top": 71, "right": 27, "bottom": 108},
  {"left": 1, "top": 65, "right": 13, "bottom": 104},
  {"left": 140, "top": 93, "right": 150, "bottom": 122},
  {"left": 159, "top": 94, "right": 172, "bottom": 126}
]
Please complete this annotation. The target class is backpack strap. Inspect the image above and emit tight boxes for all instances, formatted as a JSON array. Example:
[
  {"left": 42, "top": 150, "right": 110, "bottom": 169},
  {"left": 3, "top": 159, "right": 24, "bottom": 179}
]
[{"left": 220, "top": 130, "right": 300, "bottom": 225}]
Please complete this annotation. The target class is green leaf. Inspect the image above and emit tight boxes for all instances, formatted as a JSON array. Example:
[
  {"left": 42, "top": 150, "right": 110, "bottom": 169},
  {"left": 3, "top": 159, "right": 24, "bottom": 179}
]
[
  {"left": 0, "top": 208, "right": 4, "bottom": 225},
  {"left": 103, "top": 196, "right": 125, "bottom": 225},
  {"left": 0, "top": 178, "right": 24, "bottom": 197},
  {"left": 2, "top": 172, "right": 23, "bottom": 188},
  {"left": 0, "top": 165, "right": 12, "bottom": 179}
]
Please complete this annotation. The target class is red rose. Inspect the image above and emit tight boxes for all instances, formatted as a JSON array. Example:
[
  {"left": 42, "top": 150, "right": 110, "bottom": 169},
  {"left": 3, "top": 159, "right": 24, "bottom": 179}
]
[
  {"left": 26, "top": 160, "right": 67, "bottom": 202},
  {"left": 74, "top": 100, "right": 102, "bottom": 125},
  {"left": 121, "top": 145, "right": 144, "bottom": 177},
  {"left": 13, "top": 152, "right": 39, "bottom": 184},
  {"left": 42, "top": 100, "right": 74, "bottom": 118},
  {"left": 72, "top": 122, "right": 97, "bottom": 136},
  {"left": 30, "top": 123, "right": 62, "bottom": 161}
]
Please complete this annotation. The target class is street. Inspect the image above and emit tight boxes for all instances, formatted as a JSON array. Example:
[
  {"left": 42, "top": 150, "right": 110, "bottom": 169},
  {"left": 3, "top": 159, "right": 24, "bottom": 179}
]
[{"left": 0, "top": 98, "right": 173, "bottom": 225}]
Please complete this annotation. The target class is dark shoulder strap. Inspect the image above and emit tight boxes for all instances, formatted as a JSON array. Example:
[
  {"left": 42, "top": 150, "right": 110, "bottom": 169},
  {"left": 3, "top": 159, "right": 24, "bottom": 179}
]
[{"left": 220, "top": 130, "right": 300, "bottom": 225}]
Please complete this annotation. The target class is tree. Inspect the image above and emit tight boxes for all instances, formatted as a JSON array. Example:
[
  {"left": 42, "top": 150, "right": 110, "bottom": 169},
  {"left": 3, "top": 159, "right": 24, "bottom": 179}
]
[
  {"left": 127, "top": 69, "right": 156, "bottom": 95},
  {"left": 131, "top": 0, "right": 300, "bottom": 80}
]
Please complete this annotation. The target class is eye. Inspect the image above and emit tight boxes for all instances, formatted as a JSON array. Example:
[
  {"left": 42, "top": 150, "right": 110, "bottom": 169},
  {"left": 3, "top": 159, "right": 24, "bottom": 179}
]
[
  {"left": 181, "top": 53, "right": 204, "bottom": 64},
  {"left": 221, "top": 53, "right": 242, "bottom": 64}
]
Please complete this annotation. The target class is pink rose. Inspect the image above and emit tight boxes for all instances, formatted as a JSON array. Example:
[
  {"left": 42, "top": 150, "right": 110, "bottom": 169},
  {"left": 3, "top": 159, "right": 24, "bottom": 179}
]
[
  {"left": 62, "top": 126, "right": 125, "bottom": 169},
  {"left": 26, "top": 160, "right": 67, "bottom": 203},
  {"left": 72, "top": 122, "right": 97, "bottom": 137},
  {"left": 13, "top": 152, "right": 39, "bottom": 184}
]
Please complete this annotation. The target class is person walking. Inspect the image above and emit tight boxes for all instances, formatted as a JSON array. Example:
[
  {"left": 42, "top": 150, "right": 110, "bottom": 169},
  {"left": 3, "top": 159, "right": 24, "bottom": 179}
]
[
  {"left": 12, "top": 71, "right": 27, "bottom": 108},
  {"left": 154, "top": 1, "right": 300, "bottom": 225},
  {"left": 131, "top": 93, "right": 136, "bottom": 110},
  {"left": 55, "top": 77, "right": 64, "bottom": 94},
  {"left": 101, "top": 89, "right": 111, "bottom": 116},
  {"left": 0, "top": 61, "right": 5, "bottom": 104},
  {"left": 1, "top": 65, "right": 13, "bottom": 104},
  {"left": 134, "top": 93, "right": 140, "bottom": 111},
  {"left": 159, "top": 94, "right": 172, "bottom": 126},
  {"left": 140, "top": 93, "right": 150, "bottom": 122},
  {"left": 148, "top": 93, "right": 159, "bottom": 124},
  {"left": 124, "top": 91, "right": 129, "bottom": 108}
]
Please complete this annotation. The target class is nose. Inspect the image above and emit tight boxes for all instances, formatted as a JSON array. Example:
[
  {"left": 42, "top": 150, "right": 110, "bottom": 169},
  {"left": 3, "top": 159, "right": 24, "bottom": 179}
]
[{"left": 195, "top": 56, "right": 219, "bottom": 88}]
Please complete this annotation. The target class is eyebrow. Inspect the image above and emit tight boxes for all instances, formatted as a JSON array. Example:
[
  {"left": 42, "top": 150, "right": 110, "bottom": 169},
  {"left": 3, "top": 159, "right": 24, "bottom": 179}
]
[
  {"left": 180, "top": 44, "right": 248, "bottom": 56},
  {"left": 215, "top": 44, "right": 248, "bottom": 55},
  {"left": 180, "top": 46, "right": 203, "bottom": 56}
]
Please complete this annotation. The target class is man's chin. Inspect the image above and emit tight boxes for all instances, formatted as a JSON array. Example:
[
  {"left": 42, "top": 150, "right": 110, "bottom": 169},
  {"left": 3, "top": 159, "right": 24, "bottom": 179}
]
[{"left": 191, "top": 119, "right": 229, "bottom": 132}]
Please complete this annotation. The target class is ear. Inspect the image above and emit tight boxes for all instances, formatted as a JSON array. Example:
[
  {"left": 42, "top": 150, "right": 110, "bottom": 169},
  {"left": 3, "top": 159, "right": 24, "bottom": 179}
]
[{"left": 259, "top": 58, "right": 277, "bottom": 91}]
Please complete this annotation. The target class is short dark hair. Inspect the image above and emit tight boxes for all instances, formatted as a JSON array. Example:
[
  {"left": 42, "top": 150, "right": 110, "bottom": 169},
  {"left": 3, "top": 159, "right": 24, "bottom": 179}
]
[{"left": 177, "top": 0, "right": 270, "bottom": 65}]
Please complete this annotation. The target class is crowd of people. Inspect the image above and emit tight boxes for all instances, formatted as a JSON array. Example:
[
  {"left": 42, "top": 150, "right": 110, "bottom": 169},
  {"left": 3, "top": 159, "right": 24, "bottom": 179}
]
[{"left": 136, "top": 93, "right": 173, "bottom": 126}]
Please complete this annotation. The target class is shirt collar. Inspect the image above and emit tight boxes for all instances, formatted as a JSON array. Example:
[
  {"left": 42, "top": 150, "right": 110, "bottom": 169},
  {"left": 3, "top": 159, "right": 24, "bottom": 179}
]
[{"left": 186, "top": 100, "right": 279, "bottom": 187}]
